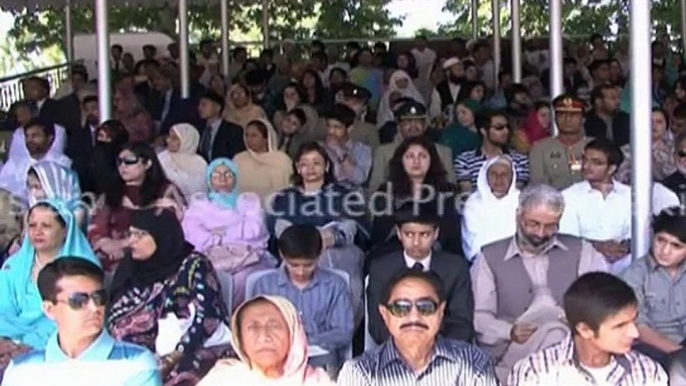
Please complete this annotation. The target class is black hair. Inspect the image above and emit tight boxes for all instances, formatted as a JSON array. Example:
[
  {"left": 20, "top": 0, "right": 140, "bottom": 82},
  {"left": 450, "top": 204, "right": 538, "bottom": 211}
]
[
  {"left": 564, "top": 272, "right": 637, "bottom": 335},
  {"left": 278, "top": 224, "right": 323, "bottom": 260},
  {"left": 143, "top": 44, "right": 157, "bottom": 53},
  {"left": 329, "top": 67, "right": 348, "bottom": 83},
  {"left": 311, "top": 51, "right": 328, "bottom": 65},
  {"left": 476, "top": 109, "right": 509, "bottom": 132},
  {"left": 588, "top": 59, "right": 610, "bottom": 74},
  {"left": 111, "top": 44, "right": 123, "bottom": 52},
  {"left": 457, "top": 80, "right": 487, "bottom": 103},
  {"left": 471, "top": 40, "right": 490, "bottom": 55},
  {"left": 311, "top": 40, "right": 326, "bottom": 51},
  {"left": 346, "top": 41, "right": 361, "bottom": 50},
  {"left": 26, "top": 76, "right": 50, "bottom": 94},
  {"left": 105, "top": 142, "right": 171, "bottom": 210},
  {"left": 301, "top": 69, "right": 326, "bottom": 106},
  {"left": 285, "top": 108, "right": 307, "bottom": 126},
  {"left": 674, "top": 103, "right": 686, "bottom": 120},
  {"left": 653, "top": 106, "right": 670, "bottom": 130},
  {"left": 37, "top": 257, "right": 104, "bottom": 302},
  {"left": 504, "top": 83, "right": 529, "bottom": 104},
  {"left": 589, "top": 33, "right": 604, "bottom": 45},
  {"left": 278, "top": 82, "right": 307, "bottom": 111},
  {"left": 244, "top": 69, "right": 267, "bottom": 86},
  {"left": 388, "top": 136, "right": 449, "bottom": 199},
  {"left": 24, "top": 118, "right": 55, "bottom": 138},
  {"left": 233, "top": 46, "right": 247, "bottom": 59},
  {"left": 82, "top": 95, "right": 98, "bottom": 106},
  {"left": 591, "top": 82, "right": 618, "bottom": 105},
  {"left": 584, "top": 137, "right": 624, "bottom": 169},
  {"left": 653, "top": 207, "right": 686, "bottom": 244},
  {"left": 260, "top": 48, "right": 274, "bottom": 59},
  {"left": 394, "top": 201, "right": 441, "bottom": 228},
  {"left": 245, "top": 119, "right": 269, "bottom": 140},
  {"left": 564, "top": 57, "right": 578, "bottom": 66},
  {"left": 325, "top": 103, "right": 356, "bottom": 128},
  {"left": 72, "top": 66, "right": 89, "bottom": 82},
  {"left": 28, "top": 202, "right": 67, "bottom": 229},
  {"left": 534, "top": 100, "right": 550, "bottom": 112},
  {"left": 291, "top": 142, "right": 335, "bottom": 187},
  {"left": 96, "top": 119, "right": 129, "bottom": 146},
  {"left": 380, "top": 269, "right": 446, "bottom": 305}
]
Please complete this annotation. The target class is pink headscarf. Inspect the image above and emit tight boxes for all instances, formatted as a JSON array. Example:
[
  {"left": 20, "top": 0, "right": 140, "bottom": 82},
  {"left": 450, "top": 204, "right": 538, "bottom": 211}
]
[
  {"left": 522, "top": 108, "right": 550, "bottom": 145},
  {"left": 198, "top": 296, "right": 333, "bottom": 386}
]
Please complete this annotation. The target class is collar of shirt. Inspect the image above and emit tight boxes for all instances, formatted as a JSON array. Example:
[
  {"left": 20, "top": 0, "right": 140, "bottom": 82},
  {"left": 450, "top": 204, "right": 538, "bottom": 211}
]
[
  {"left": 403, "top": 251, "right": 432, "bottom": 270},
  {"left": 45, "top": 330, "right": 115, "bottom": 363},
  {"left": 208, "top": 117, "right": 222, "bottom": 133},
  {"left": 475, "top": 146, "right": 510, "bottom": 158},
  {"left": 379, "top": 337, "right": 458, "bottom": 371},
  {"left": 646, "top": 253, "right": 686, "bottom": 277},
  {"left": 580, "top": 180, "right": 628, "bottom": 196},
  {"left": 557, "top": 335, "right": 632, "bottom": 384},
  {"left": 37, "top": 98, "right": 46, "bottom": 111},
  {"left": 504, "top": 236, "right": 569, "bottom": 261},
  {"left": 276, "top": 265, "right": 324, "bottom": 290}
]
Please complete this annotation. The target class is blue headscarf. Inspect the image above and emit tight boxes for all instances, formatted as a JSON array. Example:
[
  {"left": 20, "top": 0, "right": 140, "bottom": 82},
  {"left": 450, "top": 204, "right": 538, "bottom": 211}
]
[
  {"left": 0, "top": 198, "right": 100, "bottom": 349},
  {"left": 207, "top": 158, "right": 239, "bottom": 209}
]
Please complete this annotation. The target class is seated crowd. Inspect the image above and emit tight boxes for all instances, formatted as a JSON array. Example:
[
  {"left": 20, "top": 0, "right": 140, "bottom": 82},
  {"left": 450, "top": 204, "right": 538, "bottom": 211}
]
[{"left": 0, "top": 35, "right": 684, "bottom": 386}]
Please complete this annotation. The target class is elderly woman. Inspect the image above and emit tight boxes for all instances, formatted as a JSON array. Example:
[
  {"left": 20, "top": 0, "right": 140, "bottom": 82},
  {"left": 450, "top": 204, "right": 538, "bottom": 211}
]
[
  {"left": 26, "top": 161, "right": 86, "bottom": 229},
  {"left": 462, "top": 156, "right": 520, "bottom": 261},
  {"left": 233, "top": 119, "right": 292, "bottom": 204},
  {"left": 158, "top": 123, "right": 208, "bottom": 200},
  {"left": 377, "top": 70, "right": 426, "bottom": 128},
  {"left": 182, "top": 158, "right": 275, "bottom": 308},
  {"left": 88, "top": 142, "right": 185, "bottom": 271},
  {"left": 108, "top": 207, "right": 231, "bottom": 386},
  {"left": 0, "top": 198, "right": 98, "bottom": 366},
  {"left": 198, "top": 296, "right": 333, "bottom": 386},
  {"left": 222, "top": 84, "right": 267, "bottom": 129}
]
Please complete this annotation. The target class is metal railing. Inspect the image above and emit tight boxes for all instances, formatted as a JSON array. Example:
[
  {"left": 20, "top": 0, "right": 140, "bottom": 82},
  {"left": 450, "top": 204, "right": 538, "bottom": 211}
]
[{"left": 0, "top": 61, "right": 82, "bottom": 112}]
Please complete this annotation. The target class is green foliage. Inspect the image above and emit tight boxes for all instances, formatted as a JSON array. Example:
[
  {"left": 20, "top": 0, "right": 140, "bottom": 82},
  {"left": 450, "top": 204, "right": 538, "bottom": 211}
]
[{"left": 315, "top": 0, "right": 402, "bottom": 39}]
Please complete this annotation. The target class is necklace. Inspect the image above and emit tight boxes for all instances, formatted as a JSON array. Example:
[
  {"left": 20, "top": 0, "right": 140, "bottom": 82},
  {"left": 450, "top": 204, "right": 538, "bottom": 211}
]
[{"left": 33, "top": 254, "right": 48, "bottom": 271}]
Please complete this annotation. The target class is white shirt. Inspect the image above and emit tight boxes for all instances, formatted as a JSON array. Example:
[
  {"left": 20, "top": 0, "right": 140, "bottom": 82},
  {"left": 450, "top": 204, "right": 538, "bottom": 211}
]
[
  {"left": 559, "top": 180, "right": 632, "bottom": 272},
  {"left": 403, "top": 251, "right": 432, "bottom": 271},
  {"left": 653, "top": 182, "right": 680, "bottom": 215}
]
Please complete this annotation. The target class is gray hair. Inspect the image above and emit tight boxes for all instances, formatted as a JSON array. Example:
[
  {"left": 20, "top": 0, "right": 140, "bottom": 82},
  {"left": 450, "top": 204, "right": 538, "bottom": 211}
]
[{"left": 518, "top": 184, "right": 565, "bottom": 214}]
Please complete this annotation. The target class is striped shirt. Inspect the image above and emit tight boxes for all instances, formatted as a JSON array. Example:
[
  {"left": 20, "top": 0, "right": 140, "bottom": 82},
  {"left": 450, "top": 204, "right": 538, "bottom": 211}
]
[
  {"left": 252, "top": 267, "right": 354, "bottom": 352},
  {"left": 455, "top": 148, "right": 529, "bottom": 187},
  {"left": 507, "top": 335, "right": 668, "bottom": 386},
  {"left": 337, "top": 336, "right": 499, "bottom": 386}
]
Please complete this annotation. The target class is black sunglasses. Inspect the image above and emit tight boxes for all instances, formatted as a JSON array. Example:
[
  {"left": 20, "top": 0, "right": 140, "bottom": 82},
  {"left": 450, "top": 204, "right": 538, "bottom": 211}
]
[
  {"left": 56, "top": 289, "right": 107, "bottom": 310},
  {"left": 678, "top": 150, "right": 686, "bottom": 158},
  {"left": 384, "top": 298, "right": 439, "bottom": 318},
  {"left": 117, "top": 155, "right": 141, "bottom": 166}
]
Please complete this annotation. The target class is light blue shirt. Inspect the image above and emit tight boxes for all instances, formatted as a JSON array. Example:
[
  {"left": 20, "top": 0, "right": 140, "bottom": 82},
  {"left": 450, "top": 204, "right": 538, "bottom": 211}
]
[{"left": 2, "top": 331, "right": 161, "bottom": 386}]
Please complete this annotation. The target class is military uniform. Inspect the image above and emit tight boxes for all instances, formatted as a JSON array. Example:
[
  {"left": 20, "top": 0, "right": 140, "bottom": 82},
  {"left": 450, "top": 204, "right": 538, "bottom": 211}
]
[
  {"left": 529, "top": 95, "right": 591, "bottom": 190},
  {"left": 368, "top": 101, "right": 455, "bottom": 191}
]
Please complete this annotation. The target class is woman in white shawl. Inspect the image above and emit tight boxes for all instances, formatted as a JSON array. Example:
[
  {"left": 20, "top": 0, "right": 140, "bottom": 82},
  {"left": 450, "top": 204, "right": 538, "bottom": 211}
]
[
  {"left": 158, "top": 123, "right": 208, "bottom": 200},
  {"left": 462, "top": 155, "right": 520, "bottom": 261},
  {"left": 376, "top": 70, "right": 426, "bottom": 128}
]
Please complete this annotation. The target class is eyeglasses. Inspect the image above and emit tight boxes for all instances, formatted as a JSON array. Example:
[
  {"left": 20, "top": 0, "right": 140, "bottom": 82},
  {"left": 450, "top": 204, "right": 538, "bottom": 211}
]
[
  {"left": 56, "top": 289, "right": 107, "bottom": 310},
  {"left": 117, "top": 155, "right": 141, "bottom": 166},
  {"left": 384, "top": 298, "right": 439, "bottom": 317},
  {"left": 677, "top": 150, "right": 686, "bottom": 158}
]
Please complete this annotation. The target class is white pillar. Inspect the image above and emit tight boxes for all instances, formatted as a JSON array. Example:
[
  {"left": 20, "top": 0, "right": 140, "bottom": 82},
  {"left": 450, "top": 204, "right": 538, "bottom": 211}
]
[
  {"left": 262, "top": 0, "right": 269, "bottom": 49},
  {"left": 548, "top": 0, "right": 563, "bottom": 136},
  {"left": 492, "top": 0, "right": 501, "bottom": 88},
  {"left": 95, "top": 0, "right": 111, "bottom": 121},
  {"left": 65, "top": 0, "right": 74, "bottom": 62},
  {"left": 220, "top": 0, "right": 230, "bottom": 77},
  {"left": 631, "top": 0, "right": 653, "bottom": 259},
  {"left": 178, "top": 0, "right": 190, "bottom": 98},
  {"left": 511, "top": 0, "right": 522, "bottom": 82},
  {"left": 681, "top": 0, "right": 686, "bottom": 53},
  {"left": 472, "top": 0, "right": 478, "bottom": 40}
]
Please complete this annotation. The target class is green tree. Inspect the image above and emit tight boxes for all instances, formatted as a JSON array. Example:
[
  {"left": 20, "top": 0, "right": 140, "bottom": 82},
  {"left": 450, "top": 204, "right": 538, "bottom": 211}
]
[{"left": 315, "top": 0, "right": 402, "bottom": 39}]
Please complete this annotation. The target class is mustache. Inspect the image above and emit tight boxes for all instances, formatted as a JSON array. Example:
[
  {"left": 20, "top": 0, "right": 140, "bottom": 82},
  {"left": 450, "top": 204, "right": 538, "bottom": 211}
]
[{"left": 400, "top": 322, "right": 429, "bottom": 330}]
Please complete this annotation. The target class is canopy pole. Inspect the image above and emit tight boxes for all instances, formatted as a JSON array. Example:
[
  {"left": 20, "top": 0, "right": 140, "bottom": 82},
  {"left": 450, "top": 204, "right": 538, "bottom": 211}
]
[
  {"left": 511, "top": 0, "right": 522, "bottom": 82},
  {"left": 631, "top": 0, "right": 653, "bottom": 259},
  {"left": 179, "top": 0, "right": 190, "bottom": 98},
  {"left": 548, "top": 0, "right": 563, "bottom": 136},
  {"left": 65, "top": 0, "right": 74, "bottom": 62},
  {"left": 220, "top": 0, "right": 230, "bottom": 77},
  {"left": 471, "top": 0, "right": 478, "bottom": 40},
  {"left": 492, "top": 0, "right": 501, "bottom": 88},
  {"left": 262, "top": 0, "right": 269, "bottom": 49},
  {"left": 95, "top": 0, "right": 111, "bottom": 121},
  {"left": 681, "top": 0, "right": 686, "bottom": 53}
]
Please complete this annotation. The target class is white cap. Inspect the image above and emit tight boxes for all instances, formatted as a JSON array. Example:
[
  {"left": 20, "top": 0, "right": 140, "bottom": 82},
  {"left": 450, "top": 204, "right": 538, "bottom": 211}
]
[{"left": 443, "top": 57, "right": 461, "bottom": 70}]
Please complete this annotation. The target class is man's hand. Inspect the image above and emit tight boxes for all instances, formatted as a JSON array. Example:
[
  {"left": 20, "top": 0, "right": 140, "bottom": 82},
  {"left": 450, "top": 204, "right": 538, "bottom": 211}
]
[
  {"left": 592, "top": 240, "right": 629, "bottom": 263},
  {"left": 510, "top": 323, "right": 538, "bottom": 344}
]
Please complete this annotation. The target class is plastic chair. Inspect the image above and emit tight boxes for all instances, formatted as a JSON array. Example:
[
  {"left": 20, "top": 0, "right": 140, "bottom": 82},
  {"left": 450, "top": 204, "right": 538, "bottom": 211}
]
[{"left": 215, "top": 270, "right": 234, "bottom": 315}]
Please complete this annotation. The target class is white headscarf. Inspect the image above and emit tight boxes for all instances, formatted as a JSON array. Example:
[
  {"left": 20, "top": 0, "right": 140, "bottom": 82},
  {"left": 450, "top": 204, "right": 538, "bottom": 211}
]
[
  {"left": 158, "top": 123, "right": 208, "bottom": 199},
  {"left": 462, "top": 155, "right": 520, "bottom": 261},
  {"left": 376, "top": 70, "right": 426, "bottom": 127}
]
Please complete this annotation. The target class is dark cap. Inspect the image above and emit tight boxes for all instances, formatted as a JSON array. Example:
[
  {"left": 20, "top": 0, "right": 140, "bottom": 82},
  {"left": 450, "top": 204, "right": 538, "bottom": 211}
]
[
  {"left": 394, "top": 100, "right": 427, "bottom": 121},
  {"left": 200, "top": 91, "right": 225, "bottom": 108},
  {"left": 552, "top": 94, "right": 585, "bottom": 113},
  {"left": 340, "top": 83, "right": 371, "bottom": 101}
]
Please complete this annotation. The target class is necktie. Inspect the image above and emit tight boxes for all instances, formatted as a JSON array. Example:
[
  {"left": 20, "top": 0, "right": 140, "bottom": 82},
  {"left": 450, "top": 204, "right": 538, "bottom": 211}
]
[
  {"left": 200, "top": 125, "right": 213, "bottom": 159},
  {"left": 28, "top": 100, "right": 38, "bottom": 117},
  {"left": 412, "top": 262, "right": 424, "bottom": 271}
]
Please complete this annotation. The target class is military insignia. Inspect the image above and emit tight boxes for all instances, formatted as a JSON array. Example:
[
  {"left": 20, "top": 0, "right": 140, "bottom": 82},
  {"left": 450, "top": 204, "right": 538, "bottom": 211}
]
[{"left": 410, "top": 106, "right": 417, "bottom": 114}]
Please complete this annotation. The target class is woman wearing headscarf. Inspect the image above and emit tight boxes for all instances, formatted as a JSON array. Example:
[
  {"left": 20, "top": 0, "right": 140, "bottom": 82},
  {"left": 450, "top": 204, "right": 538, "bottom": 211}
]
[
  {"left": 513, "top": 101, "right": 551, "bottom": 154},
  {"left": 376, "top": 70, "right": 425, "bottom": 128},
  {"left": 26, "top": 161, "right": 86, "bottom": 231},
  {"left": 182, "top": 158, "right": 275, "bottom": 308},
  {"left": 158, "top": 123, "right": 208, "bottom": 200},
  {"left": 268, "top": 142, "right": 369, "bottom": 321},
  {"left": 88, "top": 142, "right": 185, "bottom": 271},
  {"left": 440, "top": 98, "right": 482, "bottom": 158},
  {"left": 107, "top": 207, "right": 231, "bottom": 386},
  {"left": 233, "top": 119, "right": 292, "bottom": 204},
  {"left": 0, "top": 198, "right": 98, "bottom": 366},
  {"left": 222, "top": 84, "right": 267, "bottom": 129},
  {"left": 198, "top": 296, "right": 333, "bottom": 386},
  {"left": 461, "top": 155, "right": 520, "bottom": 261}
]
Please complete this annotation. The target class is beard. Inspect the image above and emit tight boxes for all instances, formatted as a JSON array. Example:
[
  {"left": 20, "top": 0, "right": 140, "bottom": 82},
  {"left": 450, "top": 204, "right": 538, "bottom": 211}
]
[
  {"left": 449, "top": 75, "right": 466, "bottom": 85},
  {"left": 518, "top": 227, "right": 555, "bottom": 250}
]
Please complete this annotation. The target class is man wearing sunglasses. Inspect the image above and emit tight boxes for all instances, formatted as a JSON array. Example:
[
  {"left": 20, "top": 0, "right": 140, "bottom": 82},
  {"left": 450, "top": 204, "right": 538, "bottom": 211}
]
[
  {"left": 339, "top": 269, "right": 498, "bottom": 385},
  {"left": 2, "top": 257, "right": 161, "bottom": 386},
  {"left": 367, "top": 204, "right": 474, "bottom": 346}
]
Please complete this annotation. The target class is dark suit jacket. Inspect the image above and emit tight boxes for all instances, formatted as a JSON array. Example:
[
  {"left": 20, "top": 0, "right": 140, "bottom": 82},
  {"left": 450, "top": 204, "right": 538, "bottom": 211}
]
[
  {"left": 584, "top": 109, "right": 631, "bottom": 147},
  {"left": 58, "top": 93, "right": 83, "bottom": 134},
  {"left": 38, "top": 98, "right": 62, "bottom": 126},
  {"left": 367, "top": 251, "right": 474, "bottom": 345},
  {"left": 149, "top": 90, "right": 201, "bottom": 135},
  {"left": 66, "top": 124, "right": 96, "bottom": 192},
  {"left": 199, "top": 120, "right": 246, "bottom": 162}
]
